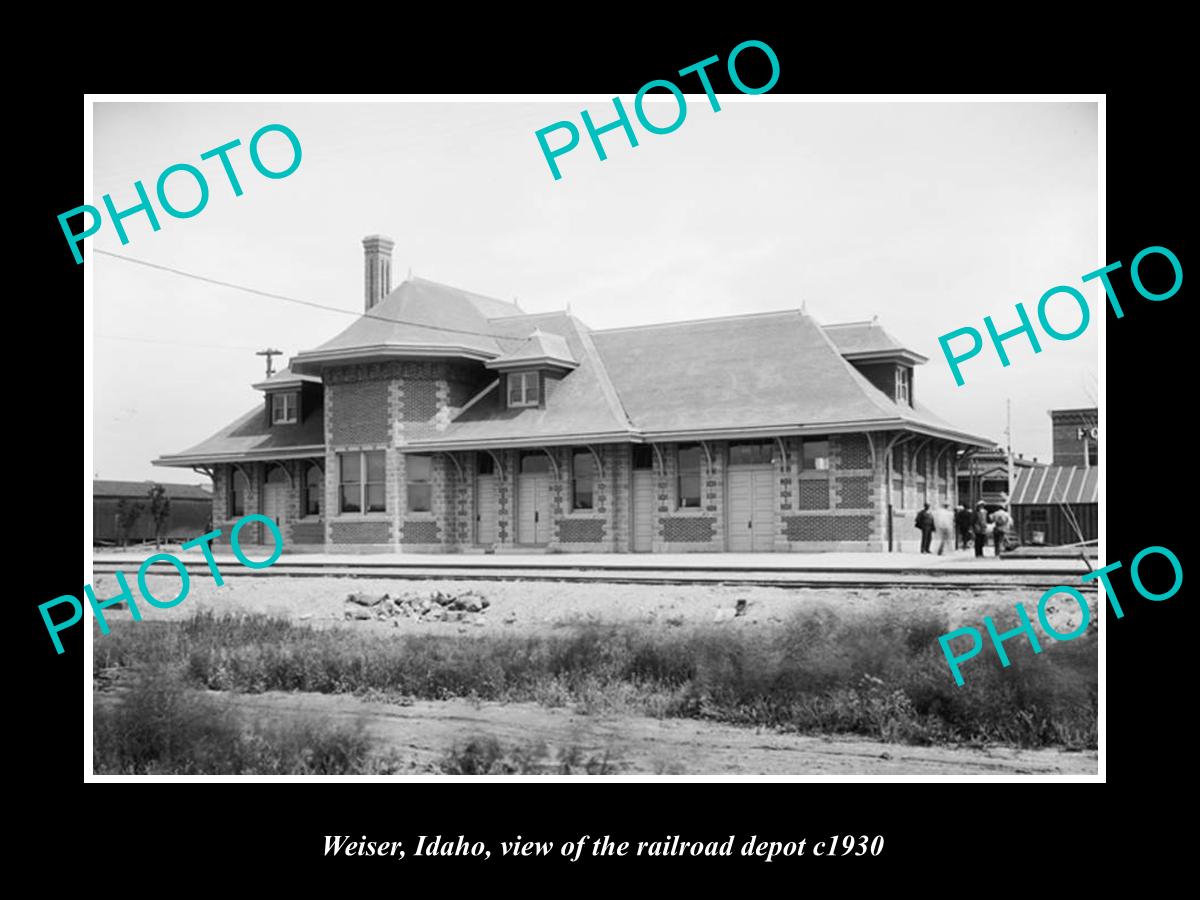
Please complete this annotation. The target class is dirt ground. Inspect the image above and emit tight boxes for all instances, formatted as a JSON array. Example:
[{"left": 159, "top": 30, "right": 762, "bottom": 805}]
[
  {"left": 96, "top": 573, "right": 1095, "bottom": 637},
  {"left": 103, "top": 689, "right": 1090, "bottom": 776}
]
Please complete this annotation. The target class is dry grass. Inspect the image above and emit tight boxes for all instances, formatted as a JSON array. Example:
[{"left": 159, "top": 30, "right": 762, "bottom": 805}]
[{"left": 95, "top": 604, "right": 1096, "bottom": 750}]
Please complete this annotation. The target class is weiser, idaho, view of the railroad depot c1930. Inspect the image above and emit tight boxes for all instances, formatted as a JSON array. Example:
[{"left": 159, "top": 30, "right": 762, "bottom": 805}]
[{"left": 155, "top": 235, "right": 998, "bottom": 555}]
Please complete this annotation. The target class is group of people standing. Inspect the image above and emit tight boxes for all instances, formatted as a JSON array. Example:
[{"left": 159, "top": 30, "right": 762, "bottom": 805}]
[{"left": 915, "top": 501, "right": 1013, "bottom": 558}]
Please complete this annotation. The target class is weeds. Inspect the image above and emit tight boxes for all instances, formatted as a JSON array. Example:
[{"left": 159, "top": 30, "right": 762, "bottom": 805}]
[
  {"left": 437, "top": 736, "right": 625, "bottom": 774},
  {"left": 92, "top": 664, "right": 395, "bottom": 774},
  {"left": 96, "top": 606, "right": 1097, "bottom": 749}
]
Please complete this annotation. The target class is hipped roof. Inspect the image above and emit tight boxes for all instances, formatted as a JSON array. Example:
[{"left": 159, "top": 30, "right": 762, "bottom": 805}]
[
  {"left": 290, "top": 277, "right": 524, "bottom": 369},
  {"left": 409, "top": 309, "right": 991, "bottom": 449},
  {"left": 157, "top": 277, "right": 994, "bottom": 465},
  {"left": 156, "top": 404, "right": 325, "bottom": 466}
]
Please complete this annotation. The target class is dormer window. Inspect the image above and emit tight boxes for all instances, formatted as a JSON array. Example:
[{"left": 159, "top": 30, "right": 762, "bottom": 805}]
[
  {"left": 508, "top": 371, "right": 540, "bottom": 408},
  {"left": 895, "top": 368, "right": 910, "bottom": 405},
  {"left": 272, "top": 392, "right": 298, "bottom": 424}
]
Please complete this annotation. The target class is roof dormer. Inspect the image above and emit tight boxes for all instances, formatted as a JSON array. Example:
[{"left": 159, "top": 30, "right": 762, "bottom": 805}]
[
  {"left": 485, "top": 328, "right": 579, "bottom": 373},
  {"left": 253, "top": 366, "right": 322, "bottom": 426},
  {"left": 825, "top": 320, "right": 926, "bottom": 408}
]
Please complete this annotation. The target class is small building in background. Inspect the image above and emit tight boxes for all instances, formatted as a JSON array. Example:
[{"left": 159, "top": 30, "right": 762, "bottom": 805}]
[
  {"left": 1010, "top": 465, "right": 1097, "bottom": 545},
  {"left": 93, "top": 480, "right": 213, "bottom": 545},
  {"left": 1010, "top": 406, "right": 1099, "bottom": 545},
  {"left": 1051, "top": 407, "right": 1098, "bottom": 467},
  {"left": 957, "top": 448, "right": 1044, "bottom": 511}
]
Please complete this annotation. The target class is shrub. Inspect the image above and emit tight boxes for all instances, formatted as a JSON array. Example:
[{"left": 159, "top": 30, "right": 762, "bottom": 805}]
[
  {"left": 437, "top": 737, "right": 625, "bottom": 774},
  {"left": 93, "top": 664, "right": 385, "bottom": 774}
]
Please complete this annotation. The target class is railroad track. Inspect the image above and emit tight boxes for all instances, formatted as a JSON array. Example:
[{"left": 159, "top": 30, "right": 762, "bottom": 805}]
[{"left": 90, "top": 560, "right": 1097, "bottom": 593}]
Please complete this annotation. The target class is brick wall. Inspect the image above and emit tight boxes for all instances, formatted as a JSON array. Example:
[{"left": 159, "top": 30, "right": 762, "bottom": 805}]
[
  {"left": 453, "top": 451, "right": 477, "bottom": 546},
  {"left": 610, "top": 444, "right": 632, "bottom": 551},
  {"left": 544, "top": 445, "right": 616, "bottom": 552},
  {"left": 660, "top": 516, "right": 717, "bottom": 542},
  {"left": 331, "top": 520, "right": 391, "bottom": 544},
  {"left": 323, "top": 365, "right": 397, "bottom": 551},
  {"left": 783, "top": 514, "right": 873, "bottom": 541},
  {"left": 329, "top": 378, "right": 389, "bottom": 444},
  {"left": 654, "top": 441, "right": 725, "bottom": 551},
  {"left": 495, "top": 450, "right": 516, "bottom": 547},
  {"left": 1051, "top": 409, "right": 1098, "bottom": 467},
  {"left": 779, "top": 433, "right": 887, "bottom": 551},
  {"left": 558, "top": 519, "right": 606, "bottom": 543},
  {"left": 291, "top": 521, "right": 324, "bottom": 544},
  {"left": 211, "top": 463, "right": 261, "bottom": 545}
]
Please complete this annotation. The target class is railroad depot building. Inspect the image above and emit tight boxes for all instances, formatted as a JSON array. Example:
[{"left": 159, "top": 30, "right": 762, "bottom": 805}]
[{"left": 155, "top": 236, "right": 992, "bottom": 553}]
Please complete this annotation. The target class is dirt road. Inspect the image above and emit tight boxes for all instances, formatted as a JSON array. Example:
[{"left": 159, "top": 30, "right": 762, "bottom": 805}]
[{"left": 202, "top": 690, "right": 1096, "bottom": 776}]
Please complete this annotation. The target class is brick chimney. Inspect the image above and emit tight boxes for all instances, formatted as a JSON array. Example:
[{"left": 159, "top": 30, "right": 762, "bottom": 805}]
[{"left": 362, "top": 234, "right": 395, "bottom": 312}]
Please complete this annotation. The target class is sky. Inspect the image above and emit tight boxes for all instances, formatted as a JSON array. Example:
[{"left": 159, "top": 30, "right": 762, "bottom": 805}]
[{"left": 91, "top": 99, "right": 1098, "bottom": 484}]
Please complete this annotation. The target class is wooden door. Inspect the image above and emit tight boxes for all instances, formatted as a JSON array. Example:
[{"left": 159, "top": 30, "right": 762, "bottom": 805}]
[
  {"left": 727, "top": 467, "right": 775, "bottom": 552},
  {"left": 263, "top": 470, "right": 289, "bottom": 529},
  {"left": 476, "top": 475, "right": 497, "bottom": 546},
  {"left": 632, "top": 470, "right": 654, "bottom": 552},
  {"left": 517, "top": 474, "right": 552, "bottom": 544}
]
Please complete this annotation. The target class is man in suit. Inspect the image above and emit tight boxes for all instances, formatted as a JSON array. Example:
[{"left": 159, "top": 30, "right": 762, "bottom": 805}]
[{"left": 972, "top": 502, "right": 990, "bottom": 558}]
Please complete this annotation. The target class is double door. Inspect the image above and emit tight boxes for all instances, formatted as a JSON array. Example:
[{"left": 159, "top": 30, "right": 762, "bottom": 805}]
[
  {"left": 516, "top": 474, "right": 553, "bottom": 545},
  {"left": 727, "top": 467, "right": 775, "bottom": 551}
]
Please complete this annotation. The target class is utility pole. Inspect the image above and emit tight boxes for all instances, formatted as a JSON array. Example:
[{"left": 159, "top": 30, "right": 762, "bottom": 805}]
[
  {"left": 256, "top": 348, "right": 282, "bottom": 379},
  {"left": 1005, "top": 398, "right": 1014, "bottom": 504}
]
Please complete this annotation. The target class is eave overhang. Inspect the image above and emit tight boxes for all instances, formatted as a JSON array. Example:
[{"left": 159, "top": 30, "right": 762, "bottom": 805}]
[{"left": 153, "top": 445, "right": 327, "bottom": 467}]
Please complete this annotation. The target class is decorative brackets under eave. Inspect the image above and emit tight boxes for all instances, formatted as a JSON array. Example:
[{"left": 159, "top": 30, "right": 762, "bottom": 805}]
[
  {"left": 484, "top": 449, "right": 506, "bottom": 480},
  {"left": 266, "top": 460, "right": 294, "bottom": 488},
  {"left": 584, "top": 445, "right": 605, "bottom": 479},
  {"left": 537, "top": 447, "right": 561, "bottom": 480},
  {"left": 651, "top": 444, "right": 666, "bottom": 475},
  {"left": 437, "top": 451, "right": 465, "bottom": 480}
]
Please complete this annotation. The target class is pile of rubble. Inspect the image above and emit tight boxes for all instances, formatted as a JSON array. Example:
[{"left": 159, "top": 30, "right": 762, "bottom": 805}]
[{"left": 343, "top": 589, "right": 490, "bottom": 625}]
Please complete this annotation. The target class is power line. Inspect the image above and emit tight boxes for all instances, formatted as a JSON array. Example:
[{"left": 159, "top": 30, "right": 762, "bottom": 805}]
[
  {"left": 97, "top": 332, "right": 264, "bottom": 351},
  {"left": 95, "top": 249, "right": 525, "bottom": 342}
]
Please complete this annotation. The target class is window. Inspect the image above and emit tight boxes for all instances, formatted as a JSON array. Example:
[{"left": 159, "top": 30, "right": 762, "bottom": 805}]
[
  {"left": 677, "top": 445, "right": 702, "bottom": 509},
  {"left": 229, "top": 469, "right": 249, "bottom": 517},
  {"left": 339, "top": 450, "right": 386, "bottom": 514},
  {"left": 892, "top": 444, "right": 904, "bottom": 475},
  {"left": 520, "top": 451, "right": 551, "bottom": 474},
  {"left": 916, "top": 447, "right": 928, "bottom": 477},
  {"left": 302, "top": 464, "right": 322, "bottom": 517},
  {"left": 477, "top": 453, "right": 495, "bottom": 476},
  {"left": 802, "top": 439, "right": 830, "bottom": 471},
  {"left": 272, "top": 392, "right": 298, "bottom": 424},
  {"left": 632, "top": 445, "right": 654, "bottom": 470},
  {"left": 407, "top": 454, "right": 433, "bottom": 513},
  {"left": 508, "top": 371, "right": 540, "bottom": 408},
  {"left": 895, "top": 368, "right": 910, "bottom": 405},
  {"left": 728, "top": 441, "right": 775, "bottom": 465},
  {"left": 572, "top": 450, "right": 595, "bottom": 511}
]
